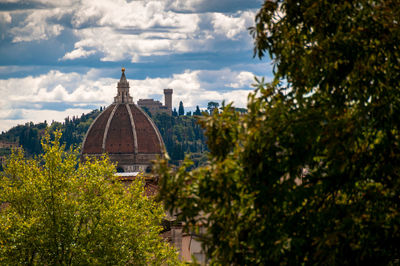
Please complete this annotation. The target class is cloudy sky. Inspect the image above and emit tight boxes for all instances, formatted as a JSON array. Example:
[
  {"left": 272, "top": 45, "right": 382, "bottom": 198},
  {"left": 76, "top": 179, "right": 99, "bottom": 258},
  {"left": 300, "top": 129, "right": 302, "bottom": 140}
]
[{"left": 0, "top": 0, "right": 272, "bottom": 132}]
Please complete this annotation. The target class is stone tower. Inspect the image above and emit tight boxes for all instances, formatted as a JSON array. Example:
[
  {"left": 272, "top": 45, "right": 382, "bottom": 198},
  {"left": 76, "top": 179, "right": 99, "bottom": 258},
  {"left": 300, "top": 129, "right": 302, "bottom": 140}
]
[{"left": 163, "top": 88, "right": 173, "bottom": 113}]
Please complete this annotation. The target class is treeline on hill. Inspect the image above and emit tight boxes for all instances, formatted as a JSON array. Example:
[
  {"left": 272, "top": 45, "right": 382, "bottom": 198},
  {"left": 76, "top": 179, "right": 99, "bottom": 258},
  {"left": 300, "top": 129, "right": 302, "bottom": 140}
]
[
  {"left": 0, "top": 107, "right": 211, "bottom": 166},
  {"left": 0, "top": 110, "right": 100, "bottom": 156},
  {"left": 152, "top": 113, "right": 208, "bottom": 166}
]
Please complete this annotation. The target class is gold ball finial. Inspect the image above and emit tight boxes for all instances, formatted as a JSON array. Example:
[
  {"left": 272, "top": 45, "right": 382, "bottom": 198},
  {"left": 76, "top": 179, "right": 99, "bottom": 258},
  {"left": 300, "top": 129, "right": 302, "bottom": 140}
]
[{"left": 121, "top": 67, "right": 125, "bottom": 73}]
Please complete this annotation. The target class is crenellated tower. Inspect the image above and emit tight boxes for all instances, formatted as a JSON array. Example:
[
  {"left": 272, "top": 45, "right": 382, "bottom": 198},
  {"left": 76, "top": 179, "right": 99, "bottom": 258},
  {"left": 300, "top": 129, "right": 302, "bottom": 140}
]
[{"left": 163, "top": 88, "right": 173, "bottom": 113}]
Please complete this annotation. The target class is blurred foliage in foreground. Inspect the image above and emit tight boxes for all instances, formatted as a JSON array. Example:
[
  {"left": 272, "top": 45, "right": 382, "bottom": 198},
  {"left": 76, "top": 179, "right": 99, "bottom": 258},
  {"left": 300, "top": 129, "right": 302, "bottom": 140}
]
[{"left": 155, "top": 0, "right": 400, "bottom": 264}]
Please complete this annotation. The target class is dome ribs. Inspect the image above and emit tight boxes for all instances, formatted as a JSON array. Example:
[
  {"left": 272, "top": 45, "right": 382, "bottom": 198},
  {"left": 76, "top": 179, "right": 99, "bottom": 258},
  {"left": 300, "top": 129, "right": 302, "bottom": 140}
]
[
  {"left": 105, "top": 104, "right": 135, "bottom": 154},
  {"left": 81, "top": 69, "right": 166, "bottom": 173},
  {"left": 126, "top": 103, "right": 139, "bottom": 154},
  {"left": 82, "top": 105, "right": 114, "bottom": 154},
  {"left": 129, "top": 104, "right": 161, "bottom": 154}
]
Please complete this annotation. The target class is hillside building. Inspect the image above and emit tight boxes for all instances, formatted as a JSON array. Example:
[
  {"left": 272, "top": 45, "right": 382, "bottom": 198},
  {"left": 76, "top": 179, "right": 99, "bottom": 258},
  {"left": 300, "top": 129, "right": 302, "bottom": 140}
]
[{"left": 137, "top": 88, "right": 173, "bottom": 116}]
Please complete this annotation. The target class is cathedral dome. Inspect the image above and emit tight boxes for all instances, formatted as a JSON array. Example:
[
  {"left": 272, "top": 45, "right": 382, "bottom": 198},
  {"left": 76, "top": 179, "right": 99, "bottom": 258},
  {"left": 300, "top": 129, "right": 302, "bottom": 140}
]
[{"left": 82, "top": 69, "right": 164, "bottom": 172}]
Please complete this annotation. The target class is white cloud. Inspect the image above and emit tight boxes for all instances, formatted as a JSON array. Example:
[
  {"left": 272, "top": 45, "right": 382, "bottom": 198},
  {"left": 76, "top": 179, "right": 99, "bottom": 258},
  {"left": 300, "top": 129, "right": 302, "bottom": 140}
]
[
  {"left": 212, "top": 11, "right": 254, "bottom": 40},
  {"left": 165, "top": 0, "right": 203, "bottom": 12},
  {"left": 66, "top": 24, "right": 212, "bottom": 62},
  {"left": 61, "top": 47, "right": 96, "bottom": 60},
  {"left": 64, "top": 0, "right": 202, "bottom": 61},
  {"left": 4, "top": 0, "right": 256, "bottom": 60},
  {"left": 165, "top": 0, "right": 262, "bottom": 12},
  {"left": 72, "top": 0, "right": 199, "bottom": 31},
  {"left": 227, "top": 71, "right": 254, "bottom": 88},
  {"left": 65, "top": 7, "right": 253, "bottom": 61},
  {"left": 0, "top": 12, "right": 12, "bottom": 24},
  {"left": 0, "top": 70, "right": 114, "bottom": 110},
  {"left": 9, "top": 8, "right": 66, "bottom": 42},
  {"left": 17, "top": 0, "right": 76, "bottom": 6}
]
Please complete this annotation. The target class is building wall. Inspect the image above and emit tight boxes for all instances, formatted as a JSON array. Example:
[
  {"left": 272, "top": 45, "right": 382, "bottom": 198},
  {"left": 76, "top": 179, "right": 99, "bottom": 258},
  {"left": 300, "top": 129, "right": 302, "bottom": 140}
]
[
  {"left": 137, "top": 89, "right": 173, "bottom": 116},
  {"left": 84, "top": 153, "right": 159, "bottom": 173},
  {"left": 138, "top": 99, "right": 161, "bottom": 115}
]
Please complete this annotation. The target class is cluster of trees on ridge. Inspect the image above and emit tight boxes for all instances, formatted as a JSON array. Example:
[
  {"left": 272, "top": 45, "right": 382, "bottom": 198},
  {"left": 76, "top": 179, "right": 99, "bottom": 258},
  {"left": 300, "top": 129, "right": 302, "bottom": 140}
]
[{"left": 0, "top": 110, "right": 100, "bottom": 156}]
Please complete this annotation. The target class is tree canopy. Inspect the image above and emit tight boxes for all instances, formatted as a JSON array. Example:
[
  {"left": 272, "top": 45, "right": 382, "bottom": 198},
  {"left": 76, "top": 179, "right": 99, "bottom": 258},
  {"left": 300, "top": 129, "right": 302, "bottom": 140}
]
[
  {"left": 172, "top": 108, "right": 178, "bottom": 117},
  {"left": 0, "top": 110, "right": 101, "bottom": 156},
  {"left": 152, "top": 113, "right": 208, "bottom": 165},
  {"left": 193, "top": 106, "right": 202, "bottom": 116},
  {"left": 155, "top": 0, "right": 400, "bottom": 264},
  {"left": 207, "top": 101, "right": 219, "bottom": 114},
  {"left": 0, "top": 131, "right": 181, "bottom": 265},
  {"left": 178, "top": 101, "right": 185, "bottom": 116}
]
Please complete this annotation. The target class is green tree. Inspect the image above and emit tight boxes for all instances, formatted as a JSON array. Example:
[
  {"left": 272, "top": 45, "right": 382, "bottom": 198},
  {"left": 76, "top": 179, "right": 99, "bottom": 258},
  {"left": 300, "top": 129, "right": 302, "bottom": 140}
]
[
  {"left": 234, "top": 107, "right": 247, "bottom": 114},
  {"left": 152, "top": 113, "right": 208, "bottom": 165},
  {"left": 141, "top": 106, "right": 152, "bottom": 117},
  {"left": 178, "top": 101, "right": 185, "bottom": 116},
  {"left": 193, "top": 106, "right": 202, "bottom": 116},
  {"left": 155, "top": 0, "right": 400, "bottom": 264},
  {"left": 207, "top": 101, "right": 219, "bottom": 114},
  {"left": 172, "top": 108, "right": 178, "bottom": 117},
  {"left": 0, "top": 131, "right": 181, "bottom": 265}
]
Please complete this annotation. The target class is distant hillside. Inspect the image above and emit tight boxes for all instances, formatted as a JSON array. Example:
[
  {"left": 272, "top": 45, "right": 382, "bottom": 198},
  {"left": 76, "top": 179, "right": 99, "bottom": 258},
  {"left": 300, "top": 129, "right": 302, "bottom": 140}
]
[
  {"left": 0, "top": 108, "right": 208, "bottom": 166},
  {"left": 152, "top": 112, "right": 208, "bottom": 166}
]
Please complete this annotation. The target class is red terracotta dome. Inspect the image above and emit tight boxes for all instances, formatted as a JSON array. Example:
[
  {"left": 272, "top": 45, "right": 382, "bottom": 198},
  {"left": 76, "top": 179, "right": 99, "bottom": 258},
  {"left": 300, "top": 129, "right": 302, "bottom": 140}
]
[{"left": 82, "top": 69, "right": 164, "bottom": 172}]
